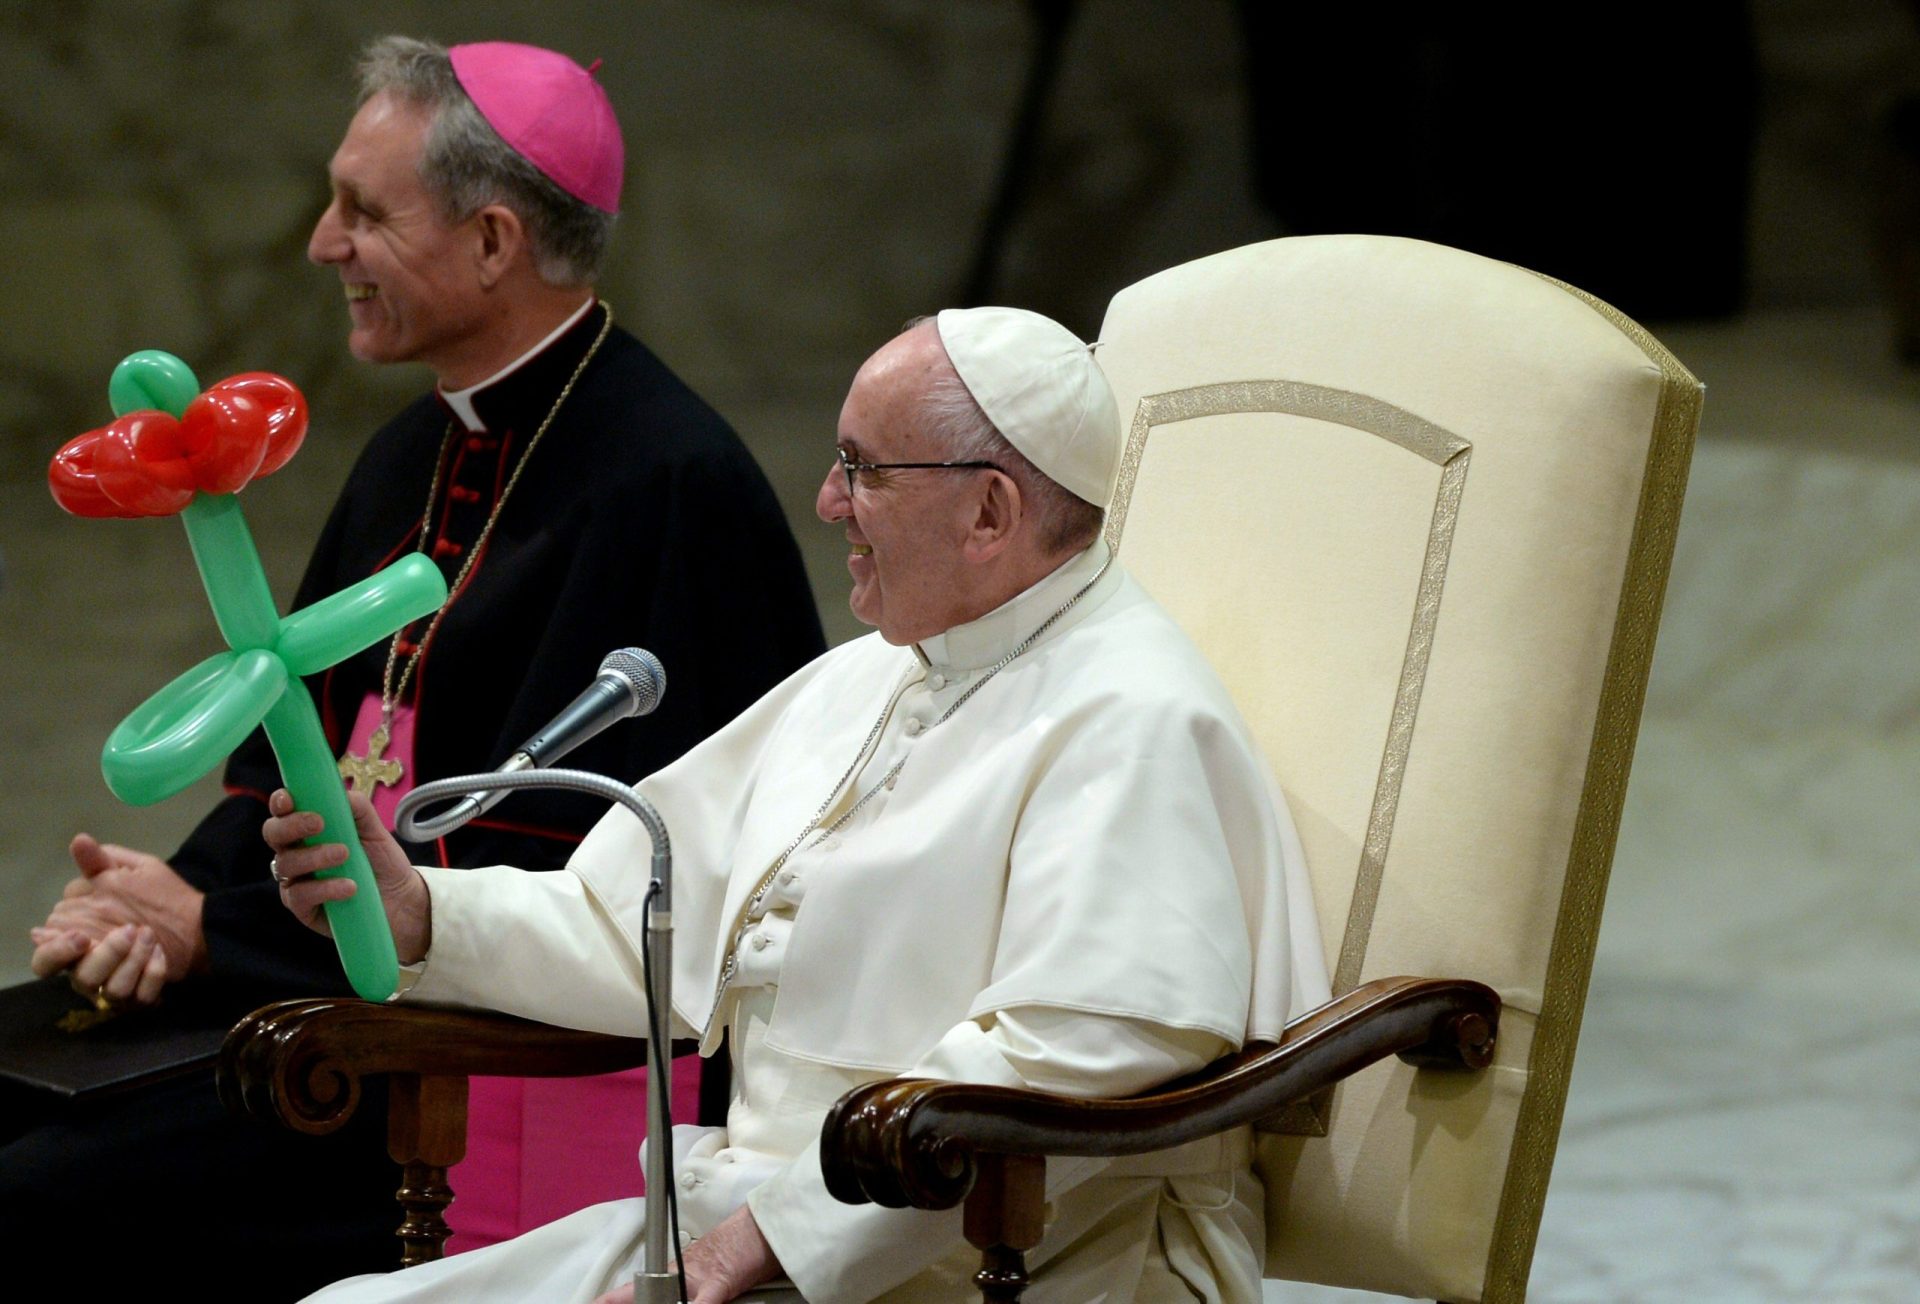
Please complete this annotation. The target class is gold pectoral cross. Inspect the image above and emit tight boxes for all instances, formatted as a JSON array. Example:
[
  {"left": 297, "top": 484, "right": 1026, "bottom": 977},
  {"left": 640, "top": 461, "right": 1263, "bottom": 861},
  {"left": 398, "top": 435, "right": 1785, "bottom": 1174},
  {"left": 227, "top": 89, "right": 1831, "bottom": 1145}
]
[{"left": 338, "top": 723, "right": 404, "bottom": 792}]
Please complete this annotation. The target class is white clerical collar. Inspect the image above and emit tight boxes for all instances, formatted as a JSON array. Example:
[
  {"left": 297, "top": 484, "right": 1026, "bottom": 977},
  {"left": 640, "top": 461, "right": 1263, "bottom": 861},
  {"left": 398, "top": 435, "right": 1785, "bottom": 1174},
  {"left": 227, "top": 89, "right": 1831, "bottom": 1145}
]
[
  {"left": 438, "top": 295, "right": 596, "bottom": 432},
  {"left": 915, "top": 538, "right": 1117, "bottom": 673}
]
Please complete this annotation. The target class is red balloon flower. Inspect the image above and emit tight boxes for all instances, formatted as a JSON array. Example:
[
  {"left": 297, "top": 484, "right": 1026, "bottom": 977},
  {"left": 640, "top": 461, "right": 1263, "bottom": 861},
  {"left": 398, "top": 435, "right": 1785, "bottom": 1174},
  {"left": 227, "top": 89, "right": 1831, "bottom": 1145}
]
[{"left": 50, "top": 372, "right": 307, "bottom": 519}]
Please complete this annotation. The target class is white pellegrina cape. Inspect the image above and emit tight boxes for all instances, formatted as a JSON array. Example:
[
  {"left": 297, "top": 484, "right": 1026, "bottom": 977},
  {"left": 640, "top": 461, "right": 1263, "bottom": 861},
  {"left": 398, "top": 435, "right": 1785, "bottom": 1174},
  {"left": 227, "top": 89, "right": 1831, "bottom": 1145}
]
[{"left": 359, "top": 540, "right": 1329, "bottom": 1302}]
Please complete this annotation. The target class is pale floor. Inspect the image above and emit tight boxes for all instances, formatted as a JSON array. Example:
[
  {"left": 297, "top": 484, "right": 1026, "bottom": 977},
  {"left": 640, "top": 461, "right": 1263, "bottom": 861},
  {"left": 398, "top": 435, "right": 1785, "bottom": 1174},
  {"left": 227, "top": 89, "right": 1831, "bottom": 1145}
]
[{"left": 1, "top": 306, "right": 1915, "bottom": 1301}]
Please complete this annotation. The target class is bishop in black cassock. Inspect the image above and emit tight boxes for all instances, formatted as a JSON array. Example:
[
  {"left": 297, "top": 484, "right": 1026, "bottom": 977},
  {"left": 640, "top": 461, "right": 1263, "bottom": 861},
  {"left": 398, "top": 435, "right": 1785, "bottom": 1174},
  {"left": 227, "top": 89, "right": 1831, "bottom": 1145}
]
[{"left": 1, "top": 298, "right": 823, "bottom": 1297}]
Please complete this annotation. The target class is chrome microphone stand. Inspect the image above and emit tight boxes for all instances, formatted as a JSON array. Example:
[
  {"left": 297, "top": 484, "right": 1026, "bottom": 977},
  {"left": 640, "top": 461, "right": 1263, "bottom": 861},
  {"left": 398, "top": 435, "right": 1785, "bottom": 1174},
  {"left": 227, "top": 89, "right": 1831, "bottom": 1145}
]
[{"left": 397, "top": 769, "right": 680, "bottom": 1304}]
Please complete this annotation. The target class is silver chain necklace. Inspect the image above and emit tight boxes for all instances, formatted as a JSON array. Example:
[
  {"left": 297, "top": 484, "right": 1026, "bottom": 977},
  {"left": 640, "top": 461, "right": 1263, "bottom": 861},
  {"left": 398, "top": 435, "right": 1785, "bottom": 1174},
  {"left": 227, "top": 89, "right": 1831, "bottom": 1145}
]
[{"left": 707, "top": 553, "right": 1115, "bottom": 1021}]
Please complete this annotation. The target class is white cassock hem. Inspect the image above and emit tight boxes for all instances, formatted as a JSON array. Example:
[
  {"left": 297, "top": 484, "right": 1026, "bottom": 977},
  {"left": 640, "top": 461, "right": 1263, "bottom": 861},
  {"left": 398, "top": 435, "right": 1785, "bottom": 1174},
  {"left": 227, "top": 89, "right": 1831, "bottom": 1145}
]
[{"left": 301, "top": 1198, "right": 800, "bottom": 1304}]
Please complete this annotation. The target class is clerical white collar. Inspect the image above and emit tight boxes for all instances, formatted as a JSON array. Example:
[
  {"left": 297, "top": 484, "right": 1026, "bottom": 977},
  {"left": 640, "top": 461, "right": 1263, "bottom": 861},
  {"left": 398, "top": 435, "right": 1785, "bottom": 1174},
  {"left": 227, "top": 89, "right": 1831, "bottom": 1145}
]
[
  {"left": 915, "top": 538, "right": 1117, "bottom": 673},
  {"left": 438, "top": 295, "right": 596, "bottom": 432}
]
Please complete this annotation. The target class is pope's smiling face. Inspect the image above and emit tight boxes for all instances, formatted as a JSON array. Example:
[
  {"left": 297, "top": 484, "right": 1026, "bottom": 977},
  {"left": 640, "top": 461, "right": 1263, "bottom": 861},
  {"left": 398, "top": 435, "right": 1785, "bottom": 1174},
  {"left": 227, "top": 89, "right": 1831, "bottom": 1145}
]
[
  {"left": 307, "top": 92, "right": 490, "bottom": 380},
  {"left": 816, "top": 326, "right": 987, "bottom": 646}
]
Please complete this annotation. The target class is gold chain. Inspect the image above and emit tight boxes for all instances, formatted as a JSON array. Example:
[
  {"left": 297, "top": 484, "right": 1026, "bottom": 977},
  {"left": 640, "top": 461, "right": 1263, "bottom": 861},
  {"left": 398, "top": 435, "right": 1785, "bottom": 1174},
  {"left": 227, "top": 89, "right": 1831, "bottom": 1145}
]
[{"left": 375, "top": 300, "right": 614, "bottom": 724}]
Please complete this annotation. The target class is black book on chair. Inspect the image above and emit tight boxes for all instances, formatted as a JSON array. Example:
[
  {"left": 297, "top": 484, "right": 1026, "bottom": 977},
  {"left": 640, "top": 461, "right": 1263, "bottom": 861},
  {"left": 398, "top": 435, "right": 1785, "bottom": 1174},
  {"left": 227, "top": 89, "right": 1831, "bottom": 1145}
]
[{"left": 0, "top": 975, "right": 237, "bottom": 1107}]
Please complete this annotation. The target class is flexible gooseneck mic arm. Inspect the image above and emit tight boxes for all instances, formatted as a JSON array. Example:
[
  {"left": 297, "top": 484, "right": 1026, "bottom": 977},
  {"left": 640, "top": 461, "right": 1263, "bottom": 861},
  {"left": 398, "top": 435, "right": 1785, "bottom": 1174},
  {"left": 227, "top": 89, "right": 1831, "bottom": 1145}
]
[
  {"left": 396, "top": 767, "right": 669, "bottom": 904},
  {"left": 393, "top": 770, "right": 680, "bottom": 1303},
  {"left": 401, "top": 648, "right": 666, "bottom": 843}
]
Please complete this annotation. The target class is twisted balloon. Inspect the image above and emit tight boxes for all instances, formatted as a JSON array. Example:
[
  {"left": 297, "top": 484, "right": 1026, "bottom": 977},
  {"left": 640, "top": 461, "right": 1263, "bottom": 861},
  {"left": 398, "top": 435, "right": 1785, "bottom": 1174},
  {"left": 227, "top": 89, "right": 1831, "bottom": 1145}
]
[{"left": 48, "top": 350, "right": 448, "bottom": 1000}]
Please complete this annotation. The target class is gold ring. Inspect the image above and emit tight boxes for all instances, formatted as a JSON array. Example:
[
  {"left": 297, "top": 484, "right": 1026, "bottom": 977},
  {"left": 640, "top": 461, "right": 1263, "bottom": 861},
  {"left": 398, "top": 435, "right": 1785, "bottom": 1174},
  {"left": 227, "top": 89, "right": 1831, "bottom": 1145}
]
[{"left": 91, "top": 986, "right": 114, "bottom": 1013}]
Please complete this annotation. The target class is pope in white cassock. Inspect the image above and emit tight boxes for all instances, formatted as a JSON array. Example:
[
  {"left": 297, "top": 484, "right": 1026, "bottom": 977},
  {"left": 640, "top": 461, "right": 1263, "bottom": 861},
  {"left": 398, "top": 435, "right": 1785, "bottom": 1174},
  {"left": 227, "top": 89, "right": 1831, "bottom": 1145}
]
[{"left": 267, "top": 307, "right": 1330, "bottom": 1304}]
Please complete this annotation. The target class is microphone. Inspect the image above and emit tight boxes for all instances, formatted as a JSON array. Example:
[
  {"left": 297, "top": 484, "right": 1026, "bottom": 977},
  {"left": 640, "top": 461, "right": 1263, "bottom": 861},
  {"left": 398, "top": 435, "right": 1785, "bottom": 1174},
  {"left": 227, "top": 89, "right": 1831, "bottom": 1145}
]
[
  {"left": 515, "top": 646, "right": 666, "bottom": 769},
  {"left": 403, "top": 647, "right": 665, "bottom": 838}
]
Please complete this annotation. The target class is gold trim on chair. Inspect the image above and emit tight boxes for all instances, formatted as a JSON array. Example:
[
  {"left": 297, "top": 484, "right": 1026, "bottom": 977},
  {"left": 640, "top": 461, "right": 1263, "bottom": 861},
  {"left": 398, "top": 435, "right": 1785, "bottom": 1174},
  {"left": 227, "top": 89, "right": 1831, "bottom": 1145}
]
[
  {"left": 1105, "top": 380, "right": 1473, "bottom": 1134},
  {"left": 1346, "top": 449, "right": 1468, "bottom": 995},
  {"left": 1479, "top": 276, "right": 1705, "bottom": 1303}
]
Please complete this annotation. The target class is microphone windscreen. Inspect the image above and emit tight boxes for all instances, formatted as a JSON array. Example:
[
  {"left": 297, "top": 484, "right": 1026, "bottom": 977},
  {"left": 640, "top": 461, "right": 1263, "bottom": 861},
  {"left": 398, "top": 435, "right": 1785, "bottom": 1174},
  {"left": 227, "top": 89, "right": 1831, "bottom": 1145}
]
[{"left": 600, "top": 647, "right": 666, "bottom": 716}]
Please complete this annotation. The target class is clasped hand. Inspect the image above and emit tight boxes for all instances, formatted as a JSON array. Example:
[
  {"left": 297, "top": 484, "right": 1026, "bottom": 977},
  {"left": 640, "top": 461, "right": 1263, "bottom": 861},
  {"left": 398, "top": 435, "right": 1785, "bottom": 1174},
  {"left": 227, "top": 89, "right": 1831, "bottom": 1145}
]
[{"left": 29, "top": 835, "right": 207, "bottom": 1006}]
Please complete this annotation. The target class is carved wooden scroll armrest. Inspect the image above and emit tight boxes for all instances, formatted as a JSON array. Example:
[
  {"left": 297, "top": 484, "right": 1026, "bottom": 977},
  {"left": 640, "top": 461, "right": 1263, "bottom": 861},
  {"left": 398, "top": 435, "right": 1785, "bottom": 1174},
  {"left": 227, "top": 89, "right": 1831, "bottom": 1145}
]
[
  {"left": 217, "top": 998, "right": 650, "bottom": 1267},
  {"left": 217, "top": 997, "right": 650, "bottom": 1136},
  {"left": 818, "top": 975, "right": 1499, "bottom": 1303}
]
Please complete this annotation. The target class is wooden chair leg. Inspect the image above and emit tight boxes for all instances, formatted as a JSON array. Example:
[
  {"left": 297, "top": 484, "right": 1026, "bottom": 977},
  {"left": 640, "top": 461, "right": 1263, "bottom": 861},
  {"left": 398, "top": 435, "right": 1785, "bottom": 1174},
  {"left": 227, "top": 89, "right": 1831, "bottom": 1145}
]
[
  {"left": 395, "top": 1160, "right": 456, "bottom": 1267},
  {"left": 964, "top": 1152, "right": 1046, "bottom": 1303},
  {"left": 386, "top": 1073, "right": 469, "bottom": 1266}
]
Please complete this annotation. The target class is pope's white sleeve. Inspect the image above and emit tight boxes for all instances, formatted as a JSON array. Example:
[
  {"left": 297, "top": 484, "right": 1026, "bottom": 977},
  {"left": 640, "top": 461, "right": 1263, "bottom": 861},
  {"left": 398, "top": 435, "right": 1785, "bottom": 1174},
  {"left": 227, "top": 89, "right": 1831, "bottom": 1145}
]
[
  {"left": 398, "top": 862, "right": 678, "bottom": 1040},
  {"left": 748, "top": 1008, "right": 1228, "bottom": 1302}
]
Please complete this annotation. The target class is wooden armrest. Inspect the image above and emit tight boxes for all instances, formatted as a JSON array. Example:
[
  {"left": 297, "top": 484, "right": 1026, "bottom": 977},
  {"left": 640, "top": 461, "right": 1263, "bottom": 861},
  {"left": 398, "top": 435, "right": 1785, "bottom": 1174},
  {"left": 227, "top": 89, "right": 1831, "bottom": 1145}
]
[
  {"left": 216, "top": 999, "right": 652, "bottom": 1268},
  {"left": 216, "top": 997, "right": 650, "bottom": 1137},
  {"left": 821, "top": 974, "right": 1498, "bottom": 1212}
]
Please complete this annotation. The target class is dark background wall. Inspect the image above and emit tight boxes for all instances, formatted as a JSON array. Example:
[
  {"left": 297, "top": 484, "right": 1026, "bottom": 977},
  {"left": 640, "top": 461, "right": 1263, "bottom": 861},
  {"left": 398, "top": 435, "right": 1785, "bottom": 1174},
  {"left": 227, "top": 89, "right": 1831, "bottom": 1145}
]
[{"left": 1, "top": 0, "right": 1916, "bottom": 969}]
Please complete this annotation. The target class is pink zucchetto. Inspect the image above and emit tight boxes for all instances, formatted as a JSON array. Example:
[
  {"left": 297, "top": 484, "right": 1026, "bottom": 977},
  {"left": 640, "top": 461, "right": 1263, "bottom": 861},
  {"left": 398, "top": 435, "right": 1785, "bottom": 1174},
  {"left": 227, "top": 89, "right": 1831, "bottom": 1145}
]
[{"left": 448, "top": 42, "right": 624, "bottom": 214}]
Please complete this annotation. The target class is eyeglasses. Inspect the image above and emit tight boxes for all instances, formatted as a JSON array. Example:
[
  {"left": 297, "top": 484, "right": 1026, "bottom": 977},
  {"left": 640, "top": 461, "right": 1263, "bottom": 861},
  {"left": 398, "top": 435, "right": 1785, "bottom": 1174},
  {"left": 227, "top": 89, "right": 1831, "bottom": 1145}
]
[{"left": 835, "top": 445, "right": 1003, "bottom": 496}]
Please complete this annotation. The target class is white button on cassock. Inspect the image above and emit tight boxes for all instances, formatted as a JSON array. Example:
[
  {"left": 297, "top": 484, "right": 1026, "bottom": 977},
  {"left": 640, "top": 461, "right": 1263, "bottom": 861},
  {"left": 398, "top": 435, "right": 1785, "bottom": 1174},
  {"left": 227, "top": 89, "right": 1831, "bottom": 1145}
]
[{"left": 904, "top": 718, "right": 923, "bottom": 737}]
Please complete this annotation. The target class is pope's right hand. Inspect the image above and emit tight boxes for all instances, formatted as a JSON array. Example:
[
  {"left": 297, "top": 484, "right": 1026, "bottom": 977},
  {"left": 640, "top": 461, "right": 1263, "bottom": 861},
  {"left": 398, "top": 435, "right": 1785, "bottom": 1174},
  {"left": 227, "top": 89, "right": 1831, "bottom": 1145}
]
[{"left": 263, "top": 788, "right": 432, "bottom": 965}]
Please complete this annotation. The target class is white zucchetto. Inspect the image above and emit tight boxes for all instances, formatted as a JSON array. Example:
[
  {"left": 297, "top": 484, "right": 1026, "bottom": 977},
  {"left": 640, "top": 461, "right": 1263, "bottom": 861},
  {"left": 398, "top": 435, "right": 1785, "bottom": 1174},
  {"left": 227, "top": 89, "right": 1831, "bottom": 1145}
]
[{"left": 935, "top": 307, "right": 1120, "bottom": 507}]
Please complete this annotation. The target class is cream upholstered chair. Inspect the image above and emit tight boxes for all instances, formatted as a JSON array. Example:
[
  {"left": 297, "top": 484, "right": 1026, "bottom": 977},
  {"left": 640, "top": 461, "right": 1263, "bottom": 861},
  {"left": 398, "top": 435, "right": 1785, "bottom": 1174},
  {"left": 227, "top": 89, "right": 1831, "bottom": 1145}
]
[
  {"left": 823, "top": 234, "right": 1701, "bottom": 1301},
  {"left": 1106, "top": 233, "right": 1699, "bottom": 1299}
]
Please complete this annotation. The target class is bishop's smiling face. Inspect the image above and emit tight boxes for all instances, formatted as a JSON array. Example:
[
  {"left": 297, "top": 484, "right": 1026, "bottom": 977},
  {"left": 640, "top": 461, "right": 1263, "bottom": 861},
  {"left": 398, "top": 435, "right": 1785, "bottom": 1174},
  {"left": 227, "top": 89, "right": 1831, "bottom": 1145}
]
[
  {"left": 306, "top": 92, "right": 490, "bottom": 381},
  {"left": 816, "top": 326, "right": 986, "bottom": 646}
]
